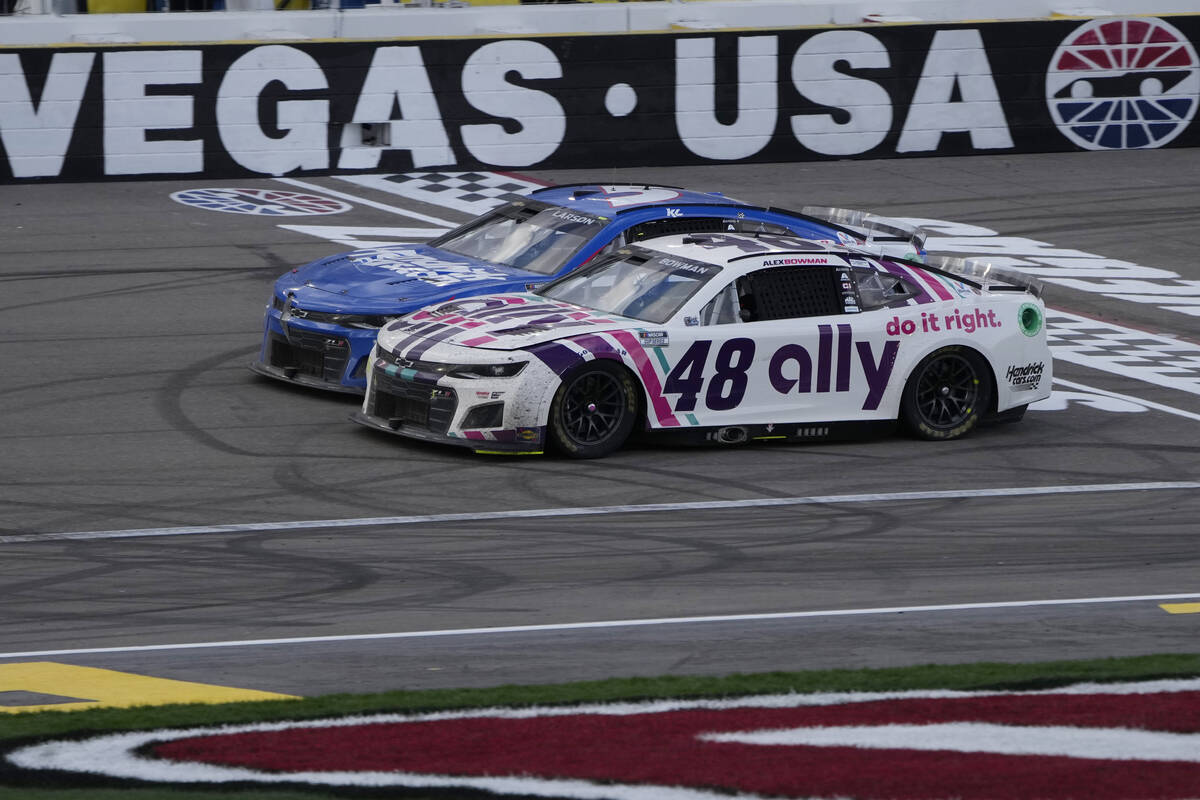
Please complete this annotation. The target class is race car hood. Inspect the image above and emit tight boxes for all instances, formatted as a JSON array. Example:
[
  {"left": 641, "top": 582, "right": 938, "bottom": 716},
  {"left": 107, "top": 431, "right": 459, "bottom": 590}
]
[
  {"left": 278, "top": 244, "right": 540, "bottom": 311},
  {"left": 378, "top": 294, "right": 634, "bottom": 353}
]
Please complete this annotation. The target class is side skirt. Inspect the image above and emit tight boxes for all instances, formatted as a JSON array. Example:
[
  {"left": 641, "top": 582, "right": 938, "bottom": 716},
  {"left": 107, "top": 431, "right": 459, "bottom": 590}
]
[{"left": 643, "top": 420, "right": 899, "bottom": 448}]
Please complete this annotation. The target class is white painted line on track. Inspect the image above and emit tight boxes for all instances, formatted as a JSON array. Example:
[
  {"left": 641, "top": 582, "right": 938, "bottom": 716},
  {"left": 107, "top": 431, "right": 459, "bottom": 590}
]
[
  {"left": 1052, "top": 377, "right": 1200, "bottom": 422},
  {"left": 273, "top": 177, "right": 459, "bottom": 227},
  {"left": 3, "top": 592, "right": 1199, "bottom": 660},
  {"left": 0, "top": 482, "right": 1196, "bottom": 546}
]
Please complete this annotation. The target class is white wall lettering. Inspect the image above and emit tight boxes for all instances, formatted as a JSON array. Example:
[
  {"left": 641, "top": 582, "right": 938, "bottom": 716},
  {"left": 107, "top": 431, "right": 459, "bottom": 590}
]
[
  {"left": 103, "top": 50, "right": 202, "bottom": 176},
  {"left": 460, "top": 40, "right": 565, "bottom": 167},
  {"left": 216, "top": 45, "right": 329, "bottom": 175},
  {"left": 0, "top": 52, "right": 94, "bottom": 178},
  {"left": 337, "top": 47, "right": 452, "bottom": 171},
  {"left": 676, "top": 36, "right": 778, "bottom": 160},
  {"left": 790, "top": 30, "right": 892, "bottom": 156},
  {"left": 897, "top": 29, "right": 1014, "bottom": 152}
]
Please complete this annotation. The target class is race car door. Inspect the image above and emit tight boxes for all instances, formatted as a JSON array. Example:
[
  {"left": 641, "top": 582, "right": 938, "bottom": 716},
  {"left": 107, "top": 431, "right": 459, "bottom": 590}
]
[{"left": 667, "top": 262, "right": 901, "bottom": 426}]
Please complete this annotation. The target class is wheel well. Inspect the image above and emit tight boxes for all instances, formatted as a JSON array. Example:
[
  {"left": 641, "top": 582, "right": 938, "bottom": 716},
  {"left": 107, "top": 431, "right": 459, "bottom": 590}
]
[
  {"left": 974, "top": 347, "right": 1000, "bottom": 414},
  {"left": 549, "top": 357, "right": 644, "bottom": 458},
  {"left": 906, "top": 344, "right": 998, "bottom": 413},
  {"left": 619, "top": 360, "right": 650, "bottom": 429},
  {"left": 591, "top": 356, "right": 649, "bottom": 430},
  {"left": 561, "top": 356, "right": 647, "bottom": 426}
]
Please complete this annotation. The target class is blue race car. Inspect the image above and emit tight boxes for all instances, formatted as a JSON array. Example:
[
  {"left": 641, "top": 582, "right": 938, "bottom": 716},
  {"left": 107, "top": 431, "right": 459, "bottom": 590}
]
[{"left": 251, "top": 184, "right": 913, "bottom": 393}]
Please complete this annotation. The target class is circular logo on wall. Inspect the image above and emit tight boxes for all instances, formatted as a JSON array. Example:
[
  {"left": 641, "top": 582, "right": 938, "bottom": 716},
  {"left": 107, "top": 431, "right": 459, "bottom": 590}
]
[
  {"left": 170, "top": 188, "right": 352, "bottom": 216},
  {"left": 1046, "top": 17, "right": 1199, "bottom": 150}
]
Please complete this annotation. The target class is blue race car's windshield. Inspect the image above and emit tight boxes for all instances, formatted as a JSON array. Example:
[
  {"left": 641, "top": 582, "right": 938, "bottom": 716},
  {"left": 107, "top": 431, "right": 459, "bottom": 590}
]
[
  {"left": 430, "top": 201, "right": 603, "bottom": 276},
  {"left": 538, "top": 250, "right": 721, "bottom": 324}
]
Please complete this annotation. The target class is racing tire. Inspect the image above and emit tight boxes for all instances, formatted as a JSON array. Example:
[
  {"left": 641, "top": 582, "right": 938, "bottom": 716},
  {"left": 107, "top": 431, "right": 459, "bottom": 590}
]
[
  {"left": 900, "top": 346, "right": 992, "bottom": 441},
  {"left": 548, "top": 360, "right": 638, "bottom": 459}
]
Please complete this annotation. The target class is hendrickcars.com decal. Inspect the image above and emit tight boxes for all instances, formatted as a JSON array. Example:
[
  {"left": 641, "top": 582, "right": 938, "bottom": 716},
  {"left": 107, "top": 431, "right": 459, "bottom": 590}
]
[{"left": 9, "top": 679, "right": 1200, "bottom": 798}]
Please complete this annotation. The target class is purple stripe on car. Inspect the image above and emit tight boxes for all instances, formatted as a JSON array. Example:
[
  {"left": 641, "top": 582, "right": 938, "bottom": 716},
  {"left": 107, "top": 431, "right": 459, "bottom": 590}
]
[
  {"left": 387, "top": 320, "right": 450, "bottom": 358},
  {"left": 569, "top": 333, "right": 623, "bottom": 360},
  {"left": 881, "top": 262, "right": 934, "bottom": 305},
  {"left": 529, "top": 341, "right": 584, "bottom": 376},
  {"left": 404, "top": 307, "right": 573, "bottom": 360}
]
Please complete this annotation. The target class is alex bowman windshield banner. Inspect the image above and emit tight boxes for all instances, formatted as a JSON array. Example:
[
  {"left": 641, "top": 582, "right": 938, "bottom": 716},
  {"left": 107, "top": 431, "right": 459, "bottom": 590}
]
[{"left": 0, "top": 16, "right": 1197, "bottom": 182}]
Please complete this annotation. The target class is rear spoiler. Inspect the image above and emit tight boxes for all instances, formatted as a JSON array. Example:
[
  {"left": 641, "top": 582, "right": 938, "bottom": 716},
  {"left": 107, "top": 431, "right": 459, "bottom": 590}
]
[
  {"left": 803, "top": 206, "right": 1042, "bottom": 298},
  {"left": 801, "top": 206, "right": 928, "bottom": 255},
  {"left": 921, "top": 254, "right": 1044, "bottom": 298}
]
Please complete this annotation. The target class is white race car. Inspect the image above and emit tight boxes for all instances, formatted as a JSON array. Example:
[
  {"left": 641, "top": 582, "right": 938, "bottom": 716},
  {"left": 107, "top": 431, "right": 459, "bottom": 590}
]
[{"left": 352, "top": 231, "right": 1051, "bottom": 457}]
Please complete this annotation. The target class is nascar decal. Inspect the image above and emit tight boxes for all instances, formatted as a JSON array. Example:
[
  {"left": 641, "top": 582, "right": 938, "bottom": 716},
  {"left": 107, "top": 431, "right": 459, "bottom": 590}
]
[
  {"left": 608, "top": 329, "right": 684, "bottom": 425},
  {"left": 10, "top": 680, "right": 1200, "bottom": 798},
  {"left": 348, "top": 247, "right": 509, "bottom": 287},
  {"left": 1047, "top": 17, "right": 1199, "bottom": 150}
]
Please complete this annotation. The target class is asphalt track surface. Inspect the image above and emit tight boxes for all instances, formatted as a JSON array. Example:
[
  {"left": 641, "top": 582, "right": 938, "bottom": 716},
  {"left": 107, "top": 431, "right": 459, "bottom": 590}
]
[{"left": 1, "top": 150, "right": 1198, "bottom": 699}]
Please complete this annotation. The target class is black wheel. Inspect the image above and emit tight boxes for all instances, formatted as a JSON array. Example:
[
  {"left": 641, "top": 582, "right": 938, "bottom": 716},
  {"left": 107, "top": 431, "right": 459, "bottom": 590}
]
[
  {"left": 900, "top": 347, "right": 992, "bottom": 440},
  {"left": 548, "top": 361, "right": 638, "bottom": 459}
]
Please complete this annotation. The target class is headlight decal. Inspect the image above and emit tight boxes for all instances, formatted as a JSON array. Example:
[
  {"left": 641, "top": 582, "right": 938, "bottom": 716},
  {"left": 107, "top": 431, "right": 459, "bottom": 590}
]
[
  {"left": 375, "top": 350, "right": 526, "bottom": 383},
  {"left": 447, "top": 362, "right": 527, "bottom": 379}
]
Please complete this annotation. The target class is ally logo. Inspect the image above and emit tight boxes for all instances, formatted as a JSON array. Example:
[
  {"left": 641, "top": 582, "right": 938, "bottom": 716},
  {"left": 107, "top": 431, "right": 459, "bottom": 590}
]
[{"left": 1046, "top": 17, "right": 1199, "bottom": 150}]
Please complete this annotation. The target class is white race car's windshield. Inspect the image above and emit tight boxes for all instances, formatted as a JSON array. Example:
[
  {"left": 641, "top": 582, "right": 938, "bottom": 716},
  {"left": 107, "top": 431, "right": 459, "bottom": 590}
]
[
  {"left": 539, "top": 250, "right": 721, "bottom": 324},
  {"left": 430, "top": 202, "right": 603, "bottom": 276}
]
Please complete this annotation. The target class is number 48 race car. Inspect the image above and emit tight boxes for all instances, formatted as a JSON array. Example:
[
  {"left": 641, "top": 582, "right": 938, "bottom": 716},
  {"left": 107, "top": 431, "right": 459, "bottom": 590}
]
[
  {"left": 251, "top": 185, "right": 914, "bottom": 394},
  {"left": 351, "top": 231, "right": 1051, "bottom": 458}
]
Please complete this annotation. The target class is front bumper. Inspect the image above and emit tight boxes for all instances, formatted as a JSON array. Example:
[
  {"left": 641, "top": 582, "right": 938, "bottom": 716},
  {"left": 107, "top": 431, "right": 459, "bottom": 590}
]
[
  {"left": 349, "top": 411, "right": 544, "bottom": 454},
  {"left": 353, "top": 350, "right": 547, "bottom": 454},
  {"left": 251, "top": 308, "right": 379, "bottom": 394}
]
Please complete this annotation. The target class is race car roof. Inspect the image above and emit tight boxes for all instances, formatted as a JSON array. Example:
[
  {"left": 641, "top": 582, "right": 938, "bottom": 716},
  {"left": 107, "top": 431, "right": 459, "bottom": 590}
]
[
  {"left": 632, "top": 233, "right": 1041, "bottom": 296},
  {"left": 528, "top": 184, "right": 750, "bottom": 213},
  {"left": 634, "top": 231, "right": 848, "bottom": 265}
]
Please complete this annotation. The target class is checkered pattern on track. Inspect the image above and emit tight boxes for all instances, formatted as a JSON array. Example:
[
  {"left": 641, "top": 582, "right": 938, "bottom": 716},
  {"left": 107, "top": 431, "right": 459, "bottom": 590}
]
[
  {"left": 1047, "top": 309, "right": 1200, "bottom": 395},
  {"left": 337, "top": 172, "right": 551, "bottom": 217}
]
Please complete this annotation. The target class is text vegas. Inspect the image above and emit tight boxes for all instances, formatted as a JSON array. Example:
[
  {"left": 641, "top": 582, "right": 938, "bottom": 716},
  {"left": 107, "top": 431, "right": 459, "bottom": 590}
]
[{"left": 2, "top": 28, "right": 1013, "bottom": 179}]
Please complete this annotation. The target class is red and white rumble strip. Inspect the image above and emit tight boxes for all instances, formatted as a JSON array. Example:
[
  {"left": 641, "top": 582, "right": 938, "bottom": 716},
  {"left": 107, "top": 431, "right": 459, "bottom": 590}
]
[{"left": 9, "top": 679, "right": 1200, "bottom": 799}]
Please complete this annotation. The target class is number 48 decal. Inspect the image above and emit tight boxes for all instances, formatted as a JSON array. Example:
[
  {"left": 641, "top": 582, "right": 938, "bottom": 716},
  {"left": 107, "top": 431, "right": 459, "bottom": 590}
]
[{"left": 663, "top": 338, "right": 756, "bottom": 412}]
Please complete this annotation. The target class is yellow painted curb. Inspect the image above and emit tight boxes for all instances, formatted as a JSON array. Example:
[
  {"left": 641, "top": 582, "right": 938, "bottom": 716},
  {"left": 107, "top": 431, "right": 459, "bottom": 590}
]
[
  {"left": 0, "top": 662, "right": 298, "bottom": 714},
  {"left": 1160, "top": 602, "right": 1200, "bottom": 615}
]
